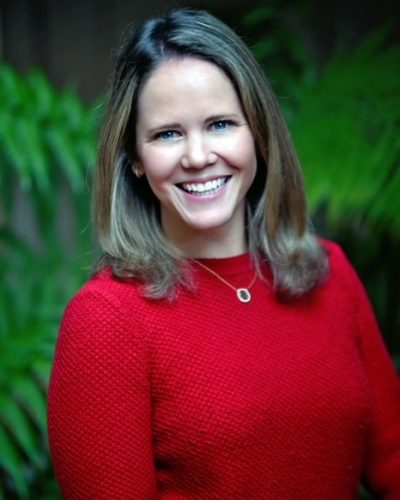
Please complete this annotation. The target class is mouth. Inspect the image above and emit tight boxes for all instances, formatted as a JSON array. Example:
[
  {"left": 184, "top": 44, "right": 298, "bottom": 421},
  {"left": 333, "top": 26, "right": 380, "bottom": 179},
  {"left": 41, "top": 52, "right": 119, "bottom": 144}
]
[{"left": 177, "top": 176, "right": 230, "bottom": 196}]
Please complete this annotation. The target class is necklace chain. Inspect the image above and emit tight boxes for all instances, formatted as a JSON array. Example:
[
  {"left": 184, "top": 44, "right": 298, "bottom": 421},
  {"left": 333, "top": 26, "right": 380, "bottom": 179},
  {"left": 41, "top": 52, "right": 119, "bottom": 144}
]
[{"left": 193, "top": 259, "right": 257, "bottom": 303}]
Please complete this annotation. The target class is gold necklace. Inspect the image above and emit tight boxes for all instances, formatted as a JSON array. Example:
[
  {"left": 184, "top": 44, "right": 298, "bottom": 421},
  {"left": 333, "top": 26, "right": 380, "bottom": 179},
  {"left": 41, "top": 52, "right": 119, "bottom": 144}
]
[{"left": 193, "top": 259, "right": 257, "bottom": 303}]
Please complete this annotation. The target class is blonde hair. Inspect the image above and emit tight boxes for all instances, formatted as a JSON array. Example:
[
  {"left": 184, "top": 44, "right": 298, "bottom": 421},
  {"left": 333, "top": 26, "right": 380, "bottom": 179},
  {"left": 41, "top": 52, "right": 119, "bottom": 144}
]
[{"left": 93, "top": 8, "right": 328, "bottom": 300}]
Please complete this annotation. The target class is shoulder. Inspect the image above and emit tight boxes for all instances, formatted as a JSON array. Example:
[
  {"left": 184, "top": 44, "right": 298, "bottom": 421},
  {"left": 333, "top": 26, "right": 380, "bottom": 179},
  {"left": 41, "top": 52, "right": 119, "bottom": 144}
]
[
  {"left": 319, "top": 239, "right": 374, "bottom": 320},
  {"left": 58, "top": 267, "right": 150, "bottom": 349},
  {"left": 67, "top": 267, "right": 144, "bottom": 315},
  {"left": 320, "top": 239, "right": 360, "bottom": 287},
  {"left": 321, "top": 239, "right": 352, "bottom": 271}
]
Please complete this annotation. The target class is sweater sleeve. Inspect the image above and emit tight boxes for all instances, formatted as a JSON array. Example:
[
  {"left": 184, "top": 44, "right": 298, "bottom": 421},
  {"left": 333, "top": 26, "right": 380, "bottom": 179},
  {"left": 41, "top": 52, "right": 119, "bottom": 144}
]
[
  {"left": 344, "top": 258, "right": 400, "bottom": 497},
  {"left": 47, "top": 287, "right": 157, "bottom": 499}
]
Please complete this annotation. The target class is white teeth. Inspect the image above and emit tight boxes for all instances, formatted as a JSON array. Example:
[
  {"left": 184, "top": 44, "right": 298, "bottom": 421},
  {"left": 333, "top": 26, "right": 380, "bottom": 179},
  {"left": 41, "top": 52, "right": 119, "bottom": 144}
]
[{"left": 181, "top": 177, "right": 227, "bottom": 194}]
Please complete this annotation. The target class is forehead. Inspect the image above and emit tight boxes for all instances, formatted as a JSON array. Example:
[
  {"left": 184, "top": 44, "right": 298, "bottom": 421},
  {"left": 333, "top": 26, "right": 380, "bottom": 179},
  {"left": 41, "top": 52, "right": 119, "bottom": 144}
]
[
  {"left": 145, "top": 56, "right": 229, "bottom": 84},
  {"left": 136, "top": 56, "right": 241, "bottom": 120}
]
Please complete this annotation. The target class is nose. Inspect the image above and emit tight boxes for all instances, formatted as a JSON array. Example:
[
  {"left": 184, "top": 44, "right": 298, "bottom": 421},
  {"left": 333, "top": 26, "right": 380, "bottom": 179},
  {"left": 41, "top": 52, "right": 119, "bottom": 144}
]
[{"left": 181, "top": 133, "right": 217, "bottom": 169}]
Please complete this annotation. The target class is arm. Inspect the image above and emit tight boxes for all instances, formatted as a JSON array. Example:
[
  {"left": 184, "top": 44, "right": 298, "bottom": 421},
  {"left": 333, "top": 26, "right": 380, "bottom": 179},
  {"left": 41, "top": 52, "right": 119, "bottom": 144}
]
[
  {"left": 350, "top": 265, "right": 400, "bottom": 498},
  {"left": 47, "top": 288, "right": 157, "bottom": 499}
]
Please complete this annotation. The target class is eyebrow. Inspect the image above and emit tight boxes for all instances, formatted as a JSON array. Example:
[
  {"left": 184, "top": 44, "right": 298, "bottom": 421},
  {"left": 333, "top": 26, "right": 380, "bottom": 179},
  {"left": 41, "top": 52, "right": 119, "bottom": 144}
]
[
  {"left": 147, "top": 122, "right": 181, "bottom": 136},
  {"left": 206, "top": 113, "right": 242, "bottom": 122}
]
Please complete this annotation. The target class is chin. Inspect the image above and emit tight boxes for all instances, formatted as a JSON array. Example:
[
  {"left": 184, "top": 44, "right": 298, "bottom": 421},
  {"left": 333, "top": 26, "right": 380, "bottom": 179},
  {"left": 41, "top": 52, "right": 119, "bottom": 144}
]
[{"left": 186, "top": 217, "right": 232, "bottom": 232}]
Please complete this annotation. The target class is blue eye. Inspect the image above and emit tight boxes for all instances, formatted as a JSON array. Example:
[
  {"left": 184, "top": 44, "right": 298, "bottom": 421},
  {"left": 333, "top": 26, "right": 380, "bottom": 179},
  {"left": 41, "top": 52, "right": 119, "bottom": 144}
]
[
  {"left": 210, "top": 120, "right": 232, "bottom": 132},
  {"left": 156, "top": 130, "right": 180, "bottom": 141}
]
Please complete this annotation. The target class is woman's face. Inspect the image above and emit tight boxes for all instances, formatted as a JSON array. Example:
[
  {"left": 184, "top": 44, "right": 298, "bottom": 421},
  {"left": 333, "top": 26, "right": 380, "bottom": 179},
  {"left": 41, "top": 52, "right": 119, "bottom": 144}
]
[{"left": 135, "top": 56, "right": 257, "bottom": 254}]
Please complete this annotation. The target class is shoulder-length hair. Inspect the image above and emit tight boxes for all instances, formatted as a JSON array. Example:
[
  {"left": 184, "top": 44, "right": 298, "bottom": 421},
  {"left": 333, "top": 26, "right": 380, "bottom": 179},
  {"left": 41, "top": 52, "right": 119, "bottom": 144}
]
[{"left": 93, "top": 8, "right": 328, "bottom": 300}]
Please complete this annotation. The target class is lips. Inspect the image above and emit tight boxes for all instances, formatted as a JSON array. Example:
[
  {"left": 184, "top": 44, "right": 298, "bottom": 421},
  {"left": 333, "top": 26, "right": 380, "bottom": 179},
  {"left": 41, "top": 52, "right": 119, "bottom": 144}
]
[{"left": 177, "top": 176, "right": 230, "bottom": 195}]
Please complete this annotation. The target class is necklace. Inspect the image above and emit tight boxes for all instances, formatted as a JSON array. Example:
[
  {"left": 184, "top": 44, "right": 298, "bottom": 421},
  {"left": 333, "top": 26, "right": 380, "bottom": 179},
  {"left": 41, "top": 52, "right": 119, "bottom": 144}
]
[{"left": 193, "top": 259, "right": 257, "bottom": 303}]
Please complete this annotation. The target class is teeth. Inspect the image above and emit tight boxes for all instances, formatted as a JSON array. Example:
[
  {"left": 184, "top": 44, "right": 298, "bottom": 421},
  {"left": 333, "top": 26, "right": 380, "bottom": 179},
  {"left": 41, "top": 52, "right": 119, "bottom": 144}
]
[{"left": 181, "top": 177, "right": 227, "bottom": 194}]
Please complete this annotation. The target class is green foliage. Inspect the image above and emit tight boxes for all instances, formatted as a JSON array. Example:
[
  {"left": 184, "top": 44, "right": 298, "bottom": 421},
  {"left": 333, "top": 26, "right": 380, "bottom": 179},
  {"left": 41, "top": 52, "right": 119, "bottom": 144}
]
[
  {"left": 0, "top": 63, "right": 100, "bottom": 498},
  {"left": 289, "top": 29, "right": 400, "bottom": 239},
  {"left": 242, "top": 1, "right": 318, "bottom": 105}
]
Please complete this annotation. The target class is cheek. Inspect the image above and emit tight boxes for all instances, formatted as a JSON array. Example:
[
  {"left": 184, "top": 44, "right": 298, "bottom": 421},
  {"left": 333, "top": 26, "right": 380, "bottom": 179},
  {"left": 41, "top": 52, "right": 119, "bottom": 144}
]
[
  {"left": 140, "top": 148, "right": 178, "bottom": 182},
  {"left": 236, "top": 137, "right": 258, "bottom": 191},
  {"left": 230, "top": 133, "right": 258, "bottom": 173}
]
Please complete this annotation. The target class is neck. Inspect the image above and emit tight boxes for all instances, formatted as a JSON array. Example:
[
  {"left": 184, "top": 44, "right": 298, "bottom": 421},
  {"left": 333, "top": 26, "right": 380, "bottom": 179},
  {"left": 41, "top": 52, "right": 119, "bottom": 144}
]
[{"left": 162, "top": 220, "right": 247, "bottom": 259}]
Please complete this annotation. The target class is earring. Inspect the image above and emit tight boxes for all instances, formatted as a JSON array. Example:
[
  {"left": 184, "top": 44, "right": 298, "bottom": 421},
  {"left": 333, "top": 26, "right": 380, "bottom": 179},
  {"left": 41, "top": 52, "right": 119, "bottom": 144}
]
[{"left": 132, "top": 163, "right": 144, "bottom": 178}]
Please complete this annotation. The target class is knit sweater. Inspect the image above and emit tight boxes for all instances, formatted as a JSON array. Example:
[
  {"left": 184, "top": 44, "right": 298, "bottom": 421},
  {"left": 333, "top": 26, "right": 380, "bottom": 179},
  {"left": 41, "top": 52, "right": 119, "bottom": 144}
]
[{"left": 47, "top": 241, "right": 400, "bottom": 499}]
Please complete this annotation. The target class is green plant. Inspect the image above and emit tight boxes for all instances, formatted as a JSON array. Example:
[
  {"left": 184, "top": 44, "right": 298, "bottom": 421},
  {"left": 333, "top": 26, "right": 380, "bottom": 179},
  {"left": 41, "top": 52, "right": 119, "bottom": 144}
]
[
  {"left": 289, "top": 29, "right": 400, "bottom": 238},
  {"left": 0, "top": 63, "right": 100, "bottom": 498},
  {"left": 242, "top": 3, "right": 317, "bottom": 96}
]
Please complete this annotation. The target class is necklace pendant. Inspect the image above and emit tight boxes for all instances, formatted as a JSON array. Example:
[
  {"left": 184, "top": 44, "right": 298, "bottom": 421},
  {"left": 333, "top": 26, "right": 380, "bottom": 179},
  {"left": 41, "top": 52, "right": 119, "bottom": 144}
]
[{"left": 237, "top": 288, "right": 251, "bottom": 303}]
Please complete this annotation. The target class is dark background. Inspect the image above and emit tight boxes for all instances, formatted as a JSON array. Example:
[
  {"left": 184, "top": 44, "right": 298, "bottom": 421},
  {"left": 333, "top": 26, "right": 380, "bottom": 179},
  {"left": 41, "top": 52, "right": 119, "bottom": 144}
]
[{"left": 2, "top": 0, "right": 399, "bottom": 102}]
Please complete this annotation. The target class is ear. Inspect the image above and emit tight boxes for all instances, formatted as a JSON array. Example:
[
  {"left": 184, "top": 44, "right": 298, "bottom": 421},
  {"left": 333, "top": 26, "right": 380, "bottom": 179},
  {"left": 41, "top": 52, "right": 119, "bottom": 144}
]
[{"left": 132, "top": 161, "right": 144, "bottom": 178}]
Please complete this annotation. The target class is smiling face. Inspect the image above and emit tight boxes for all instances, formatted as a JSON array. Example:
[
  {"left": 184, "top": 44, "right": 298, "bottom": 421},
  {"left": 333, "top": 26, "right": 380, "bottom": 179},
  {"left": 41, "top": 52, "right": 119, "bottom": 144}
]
[{"left": 135, "top": 57, "right": 257, "bottom": 257}]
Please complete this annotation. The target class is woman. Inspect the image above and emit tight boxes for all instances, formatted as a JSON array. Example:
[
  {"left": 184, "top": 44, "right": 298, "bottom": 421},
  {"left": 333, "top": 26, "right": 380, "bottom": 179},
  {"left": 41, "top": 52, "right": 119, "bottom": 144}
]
[{"left": 47, "top": 8, "right": 400, "bottom": 499}]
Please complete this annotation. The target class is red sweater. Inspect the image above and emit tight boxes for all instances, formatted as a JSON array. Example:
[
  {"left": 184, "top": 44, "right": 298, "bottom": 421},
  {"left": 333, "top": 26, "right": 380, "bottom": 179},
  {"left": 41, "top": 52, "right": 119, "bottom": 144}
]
[{"left": 47, "top": 241, "right": 400, "bottom": 499}]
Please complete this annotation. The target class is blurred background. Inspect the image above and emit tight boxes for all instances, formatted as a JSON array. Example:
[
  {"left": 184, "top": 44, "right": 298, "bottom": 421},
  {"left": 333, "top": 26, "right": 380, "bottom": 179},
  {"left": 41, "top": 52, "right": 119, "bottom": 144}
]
[{"left": 1, "top": 0, "right": 399, "bottom": 497}]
